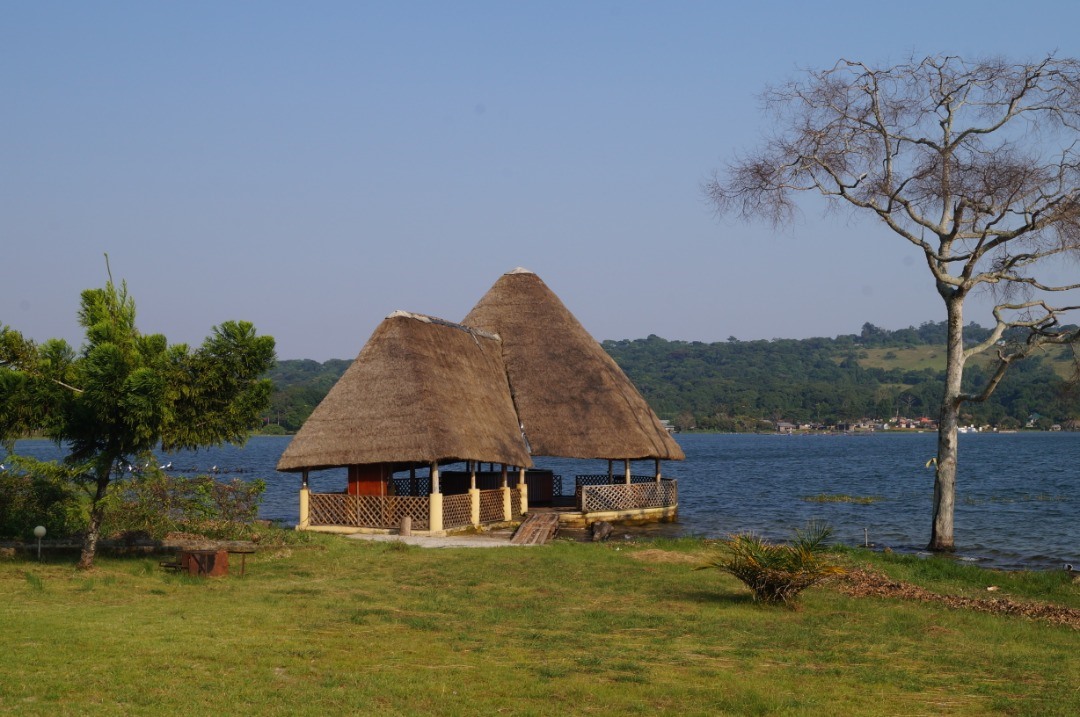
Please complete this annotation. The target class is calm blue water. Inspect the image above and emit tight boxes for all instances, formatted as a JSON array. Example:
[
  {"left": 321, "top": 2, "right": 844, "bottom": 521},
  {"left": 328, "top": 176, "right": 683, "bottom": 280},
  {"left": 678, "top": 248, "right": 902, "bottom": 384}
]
[{"left": 4, "top": 432, "right": 1076, "bottom": 570}]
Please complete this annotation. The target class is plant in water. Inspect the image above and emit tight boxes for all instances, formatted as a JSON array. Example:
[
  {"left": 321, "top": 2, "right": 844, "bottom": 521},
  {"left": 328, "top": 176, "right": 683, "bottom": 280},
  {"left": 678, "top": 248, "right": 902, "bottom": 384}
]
[{"left": 698, "top": 521, "right": 844, "bottom": 607}]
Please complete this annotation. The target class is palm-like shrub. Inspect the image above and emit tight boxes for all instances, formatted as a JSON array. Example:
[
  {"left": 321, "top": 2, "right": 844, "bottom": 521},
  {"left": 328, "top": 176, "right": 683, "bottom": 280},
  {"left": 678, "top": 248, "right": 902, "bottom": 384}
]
[{"left": 699, "top": 522, "right": 844, "bottom": 607}]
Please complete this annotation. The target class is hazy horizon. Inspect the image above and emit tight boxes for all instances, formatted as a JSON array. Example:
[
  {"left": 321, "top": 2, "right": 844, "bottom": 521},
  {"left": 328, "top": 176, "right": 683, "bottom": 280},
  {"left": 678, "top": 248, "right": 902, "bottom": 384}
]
[{"left": 6, "top": 2, "right": 1079, "bottom": 361}]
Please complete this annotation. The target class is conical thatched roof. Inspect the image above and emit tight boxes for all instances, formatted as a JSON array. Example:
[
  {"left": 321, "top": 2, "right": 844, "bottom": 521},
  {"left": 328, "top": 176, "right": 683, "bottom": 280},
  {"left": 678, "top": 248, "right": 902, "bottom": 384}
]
[
  {"left": 462, "top": 268, "right": 684, "bottom": 461},
  {"left": 277, "top": 311, "right": 532, "bottom": 472}
]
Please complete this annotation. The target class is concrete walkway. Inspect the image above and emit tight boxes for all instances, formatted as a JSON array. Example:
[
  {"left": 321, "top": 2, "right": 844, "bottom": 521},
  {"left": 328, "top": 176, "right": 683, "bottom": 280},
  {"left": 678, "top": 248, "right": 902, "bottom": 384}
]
[{"left": 344, "top": 531, "right": 528, "bottom": 548}]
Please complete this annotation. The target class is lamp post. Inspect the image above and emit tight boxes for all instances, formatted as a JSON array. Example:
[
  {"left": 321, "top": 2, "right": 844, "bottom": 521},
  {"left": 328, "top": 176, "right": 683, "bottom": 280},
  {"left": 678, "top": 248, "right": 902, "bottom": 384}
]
[{"left": 33, "top": 525, "right": 46, "bottom": 560}]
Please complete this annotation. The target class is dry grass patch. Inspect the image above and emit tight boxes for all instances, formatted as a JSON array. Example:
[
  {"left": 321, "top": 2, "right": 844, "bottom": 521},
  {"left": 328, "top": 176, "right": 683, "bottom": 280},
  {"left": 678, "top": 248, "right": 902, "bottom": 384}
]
[
  {"left": 838, "top": 566, "right": 1080, "bottom": 630},
  {"left": 627, "top": 548, "right": 704, "bottom": 564}
]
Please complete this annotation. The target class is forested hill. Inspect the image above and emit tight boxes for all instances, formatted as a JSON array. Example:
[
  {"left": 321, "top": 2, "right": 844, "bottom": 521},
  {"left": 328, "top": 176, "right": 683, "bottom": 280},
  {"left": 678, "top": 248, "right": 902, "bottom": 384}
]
[{"left": 260, "top": 321, "right": 1079, "bottom": 433}]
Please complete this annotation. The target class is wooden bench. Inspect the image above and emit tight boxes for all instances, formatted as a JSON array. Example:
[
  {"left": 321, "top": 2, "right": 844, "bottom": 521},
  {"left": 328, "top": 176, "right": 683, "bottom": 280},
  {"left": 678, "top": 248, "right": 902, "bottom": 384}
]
[{"left": 160, "top": 546, "right": 256, "bottom": 576}]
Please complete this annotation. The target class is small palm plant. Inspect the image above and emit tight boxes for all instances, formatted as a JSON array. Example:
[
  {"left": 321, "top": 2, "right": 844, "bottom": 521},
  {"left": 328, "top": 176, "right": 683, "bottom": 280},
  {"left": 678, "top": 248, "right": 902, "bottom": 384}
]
[{"left": 698, "top": 521, "right": 844, "bottom": 607}]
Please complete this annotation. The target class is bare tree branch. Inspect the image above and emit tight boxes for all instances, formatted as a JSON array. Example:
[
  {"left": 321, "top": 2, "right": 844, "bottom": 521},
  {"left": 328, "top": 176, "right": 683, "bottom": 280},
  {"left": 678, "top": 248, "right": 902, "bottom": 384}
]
[{"left": 706, "top": 53, "right": 1080, "bottom": 552}]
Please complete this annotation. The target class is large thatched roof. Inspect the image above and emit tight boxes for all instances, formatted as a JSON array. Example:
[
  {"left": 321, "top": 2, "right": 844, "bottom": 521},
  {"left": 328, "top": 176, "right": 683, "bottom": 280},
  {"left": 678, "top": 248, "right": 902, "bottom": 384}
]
[
  {"left": 462, "top": 268, "right": 684, "bottom": 461},
  {"left": 277, "top": 311, "right": 532, "bottom": 472}
]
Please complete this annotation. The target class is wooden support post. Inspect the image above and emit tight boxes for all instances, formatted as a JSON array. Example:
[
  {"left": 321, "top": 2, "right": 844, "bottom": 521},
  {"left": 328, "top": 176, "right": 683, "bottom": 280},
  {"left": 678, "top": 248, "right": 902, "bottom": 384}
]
[
  {"left": 518, "top": 467, "right": 529, "bottom": 514},
  {"left": 501, "top": 464, "right": 512, "bottom": 521},
  {"left": 608, "top": 459, "right": 613, "bottom": 484},
  {"left": 298, "top": 470, "right": 310, "bottom": 530},
  {"left": 624, "top": 458, "right": 631, "bottom": 485},
  {"left": 429, "top": 462, "right": 443, "bottom": 532},
  {"left": 468, "top": 460, "right": 480, "bottom": 526},
  {"left": 655, "top": 457, "right": 661, "bottom": 482}
]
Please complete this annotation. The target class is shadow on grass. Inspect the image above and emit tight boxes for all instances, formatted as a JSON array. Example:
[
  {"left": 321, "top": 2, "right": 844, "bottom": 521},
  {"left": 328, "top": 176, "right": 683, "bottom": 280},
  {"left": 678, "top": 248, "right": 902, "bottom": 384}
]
[{"left": 674, "top": 587, "right": 756, "bottom": 606}]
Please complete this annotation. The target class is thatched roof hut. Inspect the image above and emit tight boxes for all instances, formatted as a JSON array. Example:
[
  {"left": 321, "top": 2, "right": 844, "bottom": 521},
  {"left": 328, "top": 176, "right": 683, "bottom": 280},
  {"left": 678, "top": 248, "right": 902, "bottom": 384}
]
[
  {"left": 462, "top": 268, "right": 684, "bottom": 461},
  {"left": 277, "top": 311, "right": 532, "bottom": 472}
]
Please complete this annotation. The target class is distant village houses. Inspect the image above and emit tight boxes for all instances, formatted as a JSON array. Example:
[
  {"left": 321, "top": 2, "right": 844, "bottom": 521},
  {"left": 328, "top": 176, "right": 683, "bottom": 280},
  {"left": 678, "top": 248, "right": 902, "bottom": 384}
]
[{"left": 774, "top": 416, "right": 939, "bottom": 433}]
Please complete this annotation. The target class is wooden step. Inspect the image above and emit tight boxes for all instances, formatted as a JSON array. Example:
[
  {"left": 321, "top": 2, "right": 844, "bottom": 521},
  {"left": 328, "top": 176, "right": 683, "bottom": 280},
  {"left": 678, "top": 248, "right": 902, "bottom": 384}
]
[{"left": 511, "top": 513, "right": 560, "bottom": 545}]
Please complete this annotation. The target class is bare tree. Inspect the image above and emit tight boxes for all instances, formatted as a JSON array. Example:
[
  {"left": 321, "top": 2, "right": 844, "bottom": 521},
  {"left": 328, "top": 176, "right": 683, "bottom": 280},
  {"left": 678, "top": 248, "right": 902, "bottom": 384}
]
[{"left": 707, "top": 55, "right": 1080, "bottom": 551}]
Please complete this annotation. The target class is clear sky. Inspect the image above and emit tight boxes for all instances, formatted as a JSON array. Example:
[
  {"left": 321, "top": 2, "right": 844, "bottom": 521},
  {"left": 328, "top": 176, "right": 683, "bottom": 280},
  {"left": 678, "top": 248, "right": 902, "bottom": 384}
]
[{"left": 4, "top": 1, "right": 1079, "bottom": 361}]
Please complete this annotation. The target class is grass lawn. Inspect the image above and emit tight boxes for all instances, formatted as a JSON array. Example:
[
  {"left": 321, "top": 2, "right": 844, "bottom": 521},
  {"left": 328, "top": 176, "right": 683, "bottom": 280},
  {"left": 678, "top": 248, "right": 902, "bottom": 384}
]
[
  {"left": 1, "top": 535, "right": 1077, "bottom": 716},
  {"left": 859, "top": 345, "right": 1077, "bottom": 380}
]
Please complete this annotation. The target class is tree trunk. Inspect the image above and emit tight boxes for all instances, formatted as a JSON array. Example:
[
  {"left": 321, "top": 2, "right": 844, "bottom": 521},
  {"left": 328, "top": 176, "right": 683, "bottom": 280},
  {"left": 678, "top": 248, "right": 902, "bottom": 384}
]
[
  {"left": 928, "top": 295, "right": 965, "bottom": 552},
  {"left": 77, "top": 473, "right": 111, "bottom": 570}
]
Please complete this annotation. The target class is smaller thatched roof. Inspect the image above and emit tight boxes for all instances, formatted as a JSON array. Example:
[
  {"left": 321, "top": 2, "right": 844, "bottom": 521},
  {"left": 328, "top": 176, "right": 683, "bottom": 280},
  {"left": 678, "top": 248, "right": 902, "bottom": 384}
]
[
  {"left": 277, "top": 311, "right": 532, "bottom": 472},
  {"left": 462, "top": 268, "right": 685, "bottom": 461}
]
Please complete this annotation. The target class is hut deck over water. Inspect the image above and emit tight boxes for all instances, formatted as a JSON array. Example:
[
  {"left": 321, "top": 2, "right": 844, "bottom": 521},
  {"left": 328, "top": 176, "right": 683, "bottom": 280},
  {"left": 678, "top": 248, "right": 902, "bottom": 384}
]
[{"left": 278, "top": 269, "right": 682, "bottom": 535}]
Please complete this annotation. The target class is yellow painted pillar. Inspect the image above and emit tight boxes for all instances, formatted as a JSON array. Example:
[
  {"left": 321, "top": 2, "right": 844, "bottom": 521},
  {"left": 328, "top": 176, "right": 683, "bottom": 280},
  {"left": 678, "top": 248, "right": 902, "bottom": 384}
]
[
  {"left": 468, "top": 460, "right": 481, "bottom": 525},
  {"left": 469, "top": 488, "right": 481, "bottom": 525},
  {"left": 501, "top": 465, "right": 512, "bottom": 520},
  {"left": 518, "top": 467, "right": 529, "bottom": 514},
  {"left": 428, "top": 462, "right": 443, "bottom": 532},
  {"left": 298, "top": 470, "right": 310, "bottom": 530}
]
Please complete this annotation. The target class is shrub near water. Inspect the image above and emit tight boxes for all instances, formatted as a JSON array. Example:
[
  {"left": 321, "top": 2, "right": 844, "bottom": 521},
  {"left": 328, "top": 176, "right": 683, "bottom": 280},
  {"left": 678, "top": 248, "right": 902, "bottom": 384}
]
[
  {"left": 699, "top": 521, "right": 844, "bottom": 607},
  {"left": 100, "top": 467, "right": 265, "bottom": 541},
  {"left": 0, "top": 456, "right": 85, "bottom": 539}
]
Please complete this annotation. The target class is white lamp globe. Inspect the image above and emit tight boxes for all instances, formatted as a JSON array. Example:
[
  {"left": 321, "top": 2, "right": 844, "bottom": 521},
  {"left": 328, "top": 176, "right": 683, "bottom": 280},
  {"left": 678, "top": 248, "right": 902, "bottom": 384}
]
[{"left": 33, "top": 525, "right": 46, "bottom": 538}]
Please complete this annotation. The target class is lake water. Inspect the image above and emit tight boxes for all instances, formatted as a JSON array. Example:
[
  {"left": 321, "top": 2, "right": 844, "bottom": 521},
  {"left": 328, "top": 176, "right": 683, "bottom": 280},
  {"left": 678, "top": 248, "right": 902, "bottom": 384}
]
[{"left": 4, "top": 432, "right": 1076, "bottom": 571}]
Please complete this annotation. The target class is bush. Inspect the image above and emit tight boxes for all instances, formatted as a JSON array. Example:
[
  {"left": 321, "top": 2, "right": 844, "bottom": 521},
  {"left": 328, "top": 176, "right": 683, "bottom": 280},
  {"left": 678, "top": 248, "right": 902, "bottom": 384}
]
[
  {"left": 698, "top": 522, "right": 844, "bottom": 607},
  {"left": 100, "top": 468, "right": 265, "bottom": 541},
  {"left": 0, "top": 457, "right": 86, "bottom": 539}
]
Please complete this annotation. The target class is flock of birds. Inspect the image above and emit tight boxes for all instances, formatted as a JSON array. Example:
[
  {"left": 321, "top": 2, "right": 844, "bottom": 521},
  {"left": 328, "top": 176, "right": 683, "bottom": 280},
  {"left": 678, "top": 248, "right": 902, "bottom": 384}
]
[
  {"left": 115, "top": 460, "right": 251, "bottom": 475},
  {"left": 0, "top": 460, "right": 250, "bottom": 475}
]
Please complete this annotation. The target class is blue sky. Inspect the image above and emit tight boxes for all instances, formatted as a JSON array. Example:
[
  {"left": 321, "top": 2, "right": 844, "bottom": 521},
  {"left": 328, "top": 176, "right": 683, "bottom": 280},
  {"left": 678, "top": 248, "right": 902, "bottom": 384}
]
[{"left": 4, "top": 1, "right": 1079, "bottom": 360}]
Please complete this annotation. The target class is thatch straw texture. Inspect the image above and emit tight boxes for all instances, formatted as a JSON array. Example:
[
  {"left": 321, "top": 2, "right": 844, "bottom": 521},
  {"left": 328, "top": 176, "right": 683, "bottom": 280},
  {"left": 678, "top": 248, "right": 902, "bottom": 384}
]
[
  {"left": 277, "top": 312, "right": 532, "bottom": 472},
  {"left": 462, "top": 269, "right": 685, "bottom": 461}
]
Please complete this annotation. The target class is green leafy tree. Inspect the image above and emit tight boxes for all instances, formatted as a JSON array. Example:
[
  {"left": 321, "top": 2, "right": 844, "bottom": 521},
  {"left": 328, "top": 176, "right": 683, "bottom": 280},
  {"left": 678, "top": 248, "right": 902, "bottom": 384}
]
[
  {"left": 0, "top": 265, "right": 275, "bottom": 568},
  {"left": 707, "top": 55, "right": 1080, "bottom": 550}
]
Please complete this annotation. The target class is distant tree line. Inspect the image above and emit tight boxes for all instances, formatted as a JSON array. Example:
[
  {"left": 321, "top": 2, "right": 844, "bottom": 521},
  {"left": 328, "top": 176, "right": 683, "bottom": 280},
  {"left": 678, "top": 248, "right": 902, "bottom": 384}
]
[
  {"left": 261, "top": 321, "right": 1080, "bottom": 434},
  {"left": 603, "top": 322, "right": 1079, "bottom": 431},
  {"left": 259, "top": 359, "right": 351, "bottom": 433}
]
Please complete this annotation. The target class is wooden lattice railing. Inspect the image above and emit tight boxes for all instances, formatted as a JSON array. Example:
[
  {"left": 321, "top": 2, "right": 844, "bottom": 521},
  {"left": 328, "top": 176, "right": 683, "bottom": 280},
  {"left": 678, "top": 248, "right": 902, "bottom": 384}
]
[
  {"left": 479, "top": 489, "right": 505, "bottom": 523},
  {"left": 510, "top": 489, "right": 522, "bottom": 517},
  {"left": 577, "top": 479, "right": 677, "bottom": 514},
  {"left": 309, "top": 493, "right": 431, "bottom": 530},
  {"left": 442, "top": 493, "right": 472, "bottom": 529},
  {"left": 575, "top": 474, "right": 658, "bottom": 488}
]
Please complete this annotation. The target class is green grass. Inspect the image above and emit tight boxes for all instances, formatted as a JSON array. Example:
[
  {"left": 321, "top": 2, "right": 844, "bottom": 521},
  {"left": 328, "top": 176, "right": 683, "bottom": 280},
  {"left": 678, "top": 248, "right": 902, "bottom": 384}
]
[
  {"left": 1, "top": 535, "right": 1078, "bottom": 716},
  {"left": 861, "top": 344, "right": 1077, "bottom": 379},
  {"left": 860, "top": 346, "right": 947, "bottom": 372},
  {"left": 836, "top": 546, "right": 1080, "bottom": 608}
]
